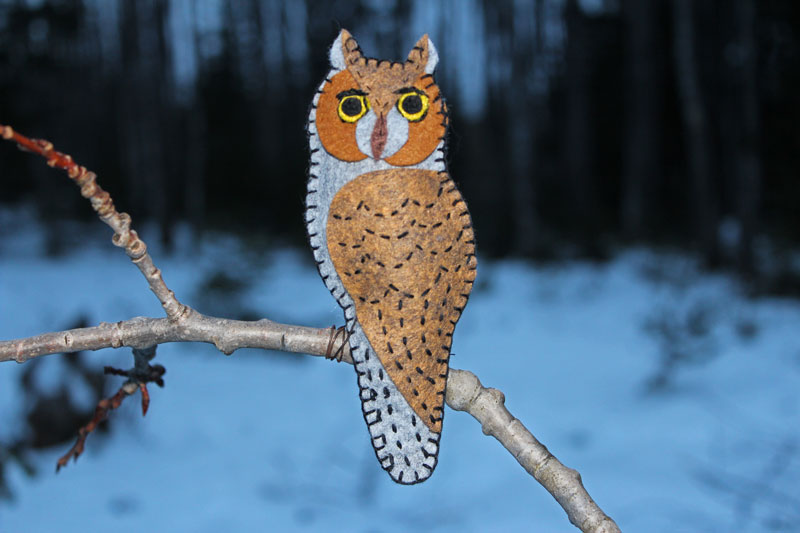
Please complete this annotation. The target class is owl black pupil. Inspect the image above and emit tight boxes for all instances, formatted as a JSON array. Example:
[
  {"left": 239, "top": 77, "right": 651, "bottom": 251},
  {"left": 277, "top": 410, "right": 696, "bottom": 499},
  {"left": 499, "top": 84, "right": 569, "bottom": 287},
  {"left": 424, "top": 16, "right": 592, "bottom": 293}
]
[
  {"left": 402, "top": 95, "right": 423, "bottom": 115},
  {"left": 341, "top": 97, "right": 363, "bottom": 117}
]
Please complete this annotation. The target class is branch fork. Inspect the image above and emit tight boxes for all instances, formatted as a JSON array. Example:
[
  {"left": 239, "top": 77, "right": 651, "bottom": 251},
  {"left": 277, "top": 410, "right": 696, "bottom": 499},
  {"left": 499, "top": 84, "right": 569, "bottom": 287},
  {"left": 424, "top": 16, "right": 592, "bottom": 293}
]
[{"left": 0, "top": 124, "right": 619, "bottom": 533}]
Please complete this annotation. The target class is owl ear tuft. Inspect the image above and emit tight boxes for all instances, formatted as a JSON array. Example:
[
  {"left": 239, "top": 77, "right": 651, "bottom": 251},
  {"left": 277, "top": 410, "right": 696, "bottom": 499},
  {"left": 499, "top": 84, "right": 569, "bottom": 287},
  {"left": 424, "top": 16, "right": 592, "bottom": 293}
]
[
  {"left": 424, "top": 36, "right": 439, "bottom": 74},
  {"left": 407, "top": 34, "right": 439, "bottom": 75},
  {"left": 330, "top": 29, "right": 363, "bottom": 71},
  {"left": 329, "top": 30, "right": 347, "bottom": 70}
]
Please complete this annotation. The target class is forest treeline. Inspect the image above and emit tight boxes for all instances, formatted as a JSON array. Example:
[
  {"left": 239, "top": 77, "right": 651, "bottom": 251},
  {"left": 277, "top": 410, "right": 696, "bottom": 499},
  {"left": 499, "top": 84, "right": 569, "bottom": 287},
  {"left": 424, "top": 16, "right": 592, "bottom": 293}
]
[{"left": 0, "top": 0, "right": 797, "bottom": 286}]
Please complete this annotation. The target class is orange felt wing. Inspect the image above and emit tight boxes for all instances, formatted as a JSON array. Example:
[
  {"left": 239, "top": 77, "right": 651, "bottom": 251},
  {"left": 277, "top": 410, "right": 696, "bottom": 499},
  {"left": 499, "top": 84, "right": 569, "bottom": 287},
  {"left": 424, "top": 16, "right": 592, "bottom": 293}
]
[{"left": 326, "top": 169, "right": 477, "bottom": 432}]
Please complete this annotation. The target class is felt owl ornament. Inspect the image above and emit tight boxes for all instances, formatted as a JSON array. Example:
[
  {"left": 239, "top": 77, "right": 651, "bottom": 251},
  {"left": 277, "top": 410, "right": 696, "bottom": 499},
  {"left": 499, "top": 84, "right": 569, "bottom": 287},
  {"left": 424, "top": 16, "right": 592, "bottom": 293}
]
[{"left": 305, "top": 30, "right": 477, "bottom": 484}]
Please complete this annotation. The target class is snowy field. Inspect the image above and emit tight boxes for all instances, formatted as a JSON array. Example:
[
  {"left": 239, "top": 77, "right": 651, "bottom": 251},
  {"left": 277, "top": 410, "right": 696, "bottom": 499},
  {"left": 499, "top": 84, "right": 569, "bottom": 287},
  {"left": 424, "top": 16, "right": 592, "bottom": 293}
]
[{"left": 1, "top": 208, "right": 799, "bottom": 532}]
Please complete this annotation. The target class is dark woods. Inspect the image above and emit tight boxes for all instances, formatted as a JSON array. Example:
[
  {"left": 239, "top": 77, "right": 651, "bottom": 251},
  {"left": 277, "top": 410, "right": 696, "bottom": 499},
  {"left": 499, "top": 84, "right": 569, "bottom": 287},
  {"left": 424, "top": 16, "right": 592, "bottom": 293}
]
[{"left": 0, "top": 0, "right": 797, "bottom": 285}]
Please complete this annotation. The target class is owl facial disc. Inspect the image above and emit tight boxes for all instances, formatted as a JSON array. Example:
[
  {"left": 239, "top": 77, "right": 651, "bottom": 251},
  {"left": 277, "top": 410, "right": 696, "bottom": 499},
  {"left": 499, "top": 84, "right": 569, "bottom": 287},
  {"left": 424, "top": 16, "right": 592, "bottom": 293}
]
[{"left": 314, "top": 29, "right": 446, "bottom": 167}]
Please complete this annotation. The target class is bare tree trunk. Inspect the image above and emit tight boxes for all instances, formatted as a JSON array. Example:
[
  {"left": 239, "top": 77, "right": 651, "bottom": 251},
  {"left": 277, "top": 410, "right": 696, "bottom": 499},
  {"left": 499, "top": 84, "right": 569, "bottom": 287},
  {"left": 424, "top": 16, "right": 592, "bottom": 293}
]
[
  {"left": 734, "top": 0, "right": 760, "bottom": 276},
  {"left": 153, "top": 0, "right": 174, "bottom": 250},
  {"left": 672, "top": 0, "right": 719, "bottom": 266},
  {"left": 118, "top": 0, "right": 172, "bottom": 249},
  {"left": 508, "top": 0, "right": 542, "bottom": 256},
  {"left": 185, "top": 0, "right": 207, "bottom": 235},
  {"left": 563, "top": 0, "right": 594, "bottom": 248},
  {"left": 621, "top": 0, "right": 661, "bottom": 240},
  {"left": 118, "top": 0, "right": 142, "bottom": 219}
]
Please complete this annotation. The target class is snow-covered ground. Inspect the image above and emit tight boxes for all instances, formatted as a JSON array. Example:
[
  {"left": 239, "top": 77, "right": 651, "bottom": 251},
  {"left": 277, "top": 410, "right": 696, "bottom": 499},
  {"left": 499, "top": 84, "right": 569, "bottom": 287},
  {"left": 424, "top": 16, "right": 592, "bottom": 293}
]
[{"left": 1, "top": 208, "right": 798, "bottom": 532}]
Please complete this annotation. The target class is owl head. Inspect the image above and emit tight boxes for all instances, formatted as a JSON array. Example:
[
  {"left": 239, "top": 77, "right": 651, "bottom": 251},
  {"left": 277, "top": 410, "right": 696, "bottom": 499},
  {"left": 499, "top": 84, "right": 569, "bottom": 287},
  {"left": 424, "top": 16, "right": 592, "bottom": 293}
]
[{"left": 313, "top": 30, "right": 446, "bottom": 166}]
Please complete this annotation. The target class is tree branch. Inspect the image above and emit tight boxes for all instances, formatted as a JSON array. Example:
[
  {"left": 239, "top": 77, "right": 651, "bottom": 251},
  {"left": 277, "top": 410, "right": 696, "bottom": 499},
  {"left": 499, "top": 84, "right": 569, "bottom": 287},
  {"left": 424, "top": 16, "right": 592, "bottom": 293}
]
[
  {"left": 0, "top": 317, "right": 619, "bottom": 532},
  {"left": 0, "top": 314, "right": 353, "bottom": 365},
  {"left": 447, "top": 371, "right": 621, "bottom": 533},
  {"left": 55, "top": 381, "right": 138, "bottom": 472},
  {"left": 0, "top": 125, "right": 619, "bottom": 533}
]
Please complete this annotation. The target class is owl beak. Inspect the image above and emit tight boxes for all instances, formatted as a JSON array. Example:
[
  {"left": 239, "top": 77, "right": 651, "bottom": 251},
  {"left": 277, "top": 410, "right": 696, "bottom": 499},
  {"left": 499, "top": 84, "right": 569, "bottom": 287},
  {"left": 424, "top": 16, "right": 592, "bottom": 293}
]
[{"left": 370, "top": 113, "right": 388, "bottom": 160}]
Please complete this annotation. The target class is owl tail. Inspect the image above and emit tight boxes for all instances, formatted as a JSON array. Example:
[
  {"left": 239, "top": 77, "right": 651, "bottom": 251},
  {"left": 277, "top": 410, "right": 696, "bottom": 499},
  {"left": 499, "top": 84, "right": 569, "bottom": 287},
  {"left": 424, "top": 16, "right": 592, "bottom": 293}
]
[{"left": 348, "top": 323, "right": 440, "bottom": 484}]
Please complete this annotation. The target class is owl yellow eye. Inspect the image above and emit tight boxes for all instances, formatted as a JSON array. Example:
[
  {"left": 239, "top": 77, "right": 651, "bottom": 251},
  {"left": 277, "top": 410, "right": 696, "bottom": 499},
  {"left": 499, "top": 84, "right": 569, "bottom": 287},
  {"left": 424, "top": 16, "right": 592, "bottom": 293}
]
[
  {"left": 337, "top": 94, "right": 369, "bottom": 123},
  {"left": 397, "top": 91, "right": 429, "bottom": 122}
]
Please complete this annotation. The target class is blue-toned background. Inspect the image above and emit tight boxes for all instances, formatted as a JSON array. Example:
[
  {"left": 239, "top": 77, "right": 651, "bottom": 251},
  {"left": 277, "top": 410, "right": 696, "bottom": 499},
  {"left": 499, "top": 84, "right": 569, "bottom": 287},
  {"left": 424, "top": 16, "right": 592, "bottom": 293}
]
[{"left": 1, "top": 1, "right": 799, "bottom": 532}]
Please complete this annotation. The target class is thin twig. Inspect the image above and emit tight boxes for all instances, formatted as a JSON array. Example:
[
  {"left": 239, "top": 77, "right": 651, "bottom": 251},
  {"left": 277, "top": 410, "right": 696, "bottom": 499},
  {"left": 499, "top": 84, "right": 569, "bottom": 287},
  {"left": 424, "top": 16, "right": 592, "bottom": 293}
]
[
  {"left": 55, "top": 382, "right": 138, "bottom": 472},
  {"left": 57, "top": 346, "right": 166, "bottom": 471},
  {"left": 0, "top": 124, "right": 185, "bottom": 321}
]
